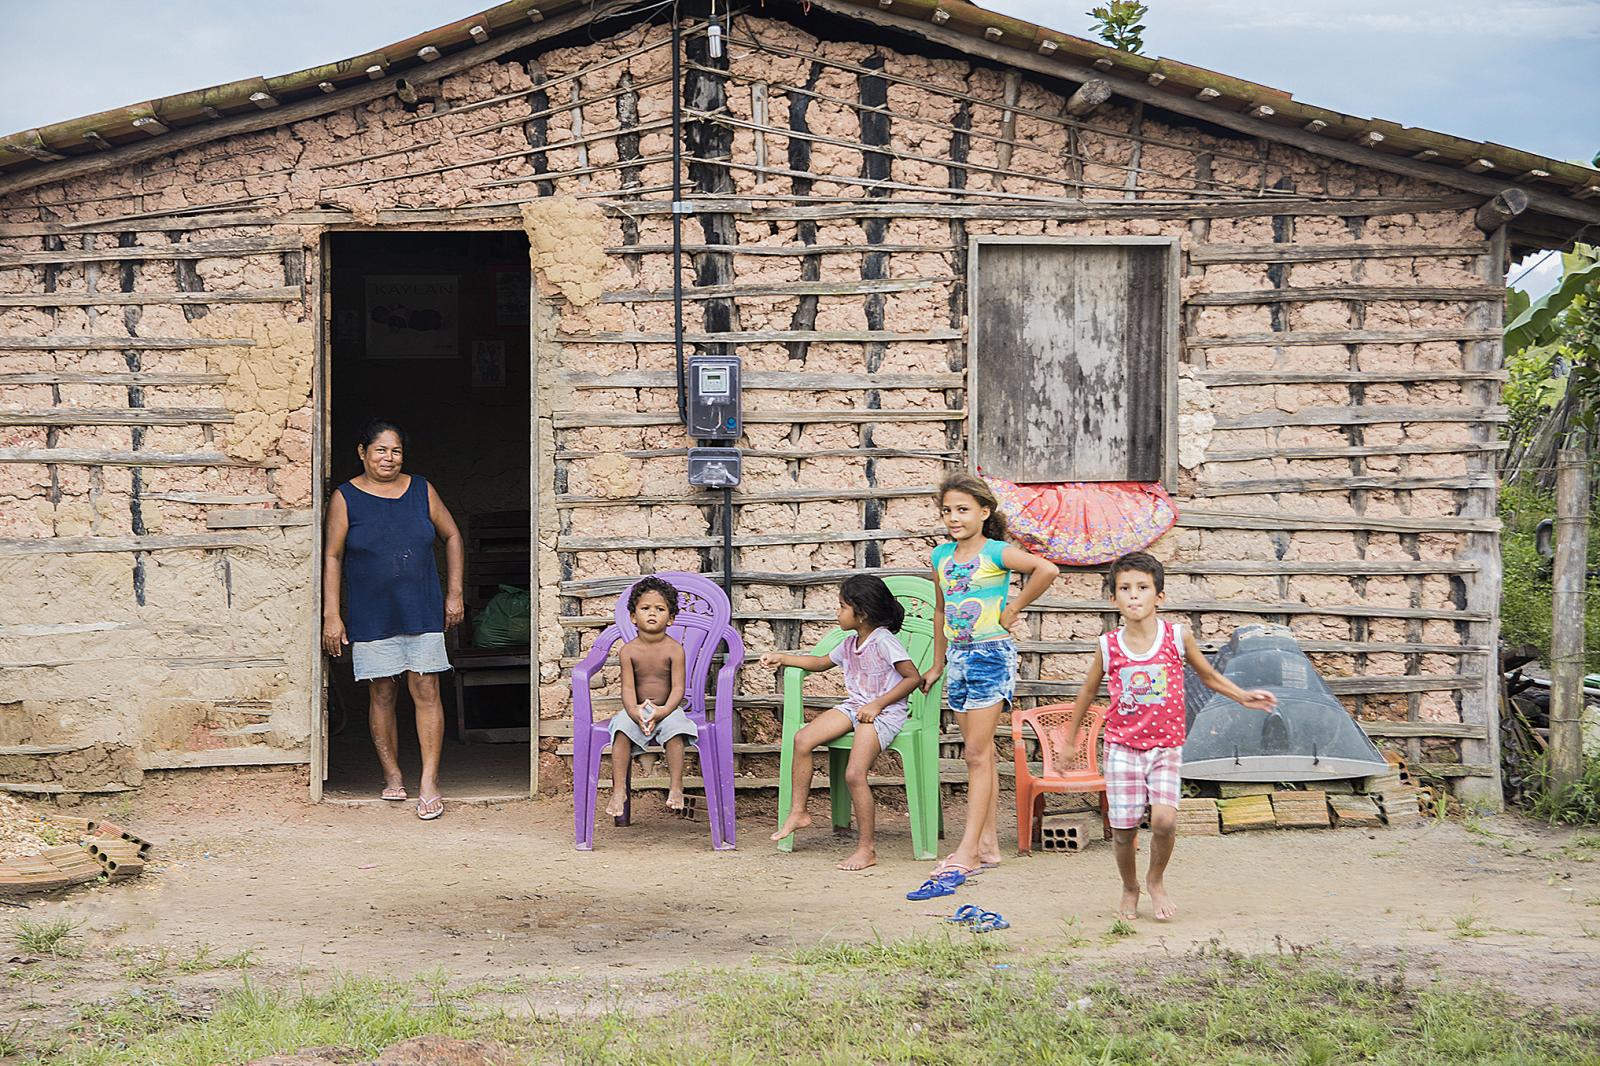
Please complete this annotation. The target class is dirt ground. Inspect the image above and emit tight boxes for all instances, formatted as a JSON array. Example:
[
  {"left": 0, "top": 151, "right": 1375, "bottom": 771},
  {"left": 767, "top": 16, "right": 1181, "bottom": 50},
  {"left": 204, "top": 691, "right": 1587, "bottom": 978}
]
[{"left": 6, "top": 769, "right": 1600, "bottom": 1038}]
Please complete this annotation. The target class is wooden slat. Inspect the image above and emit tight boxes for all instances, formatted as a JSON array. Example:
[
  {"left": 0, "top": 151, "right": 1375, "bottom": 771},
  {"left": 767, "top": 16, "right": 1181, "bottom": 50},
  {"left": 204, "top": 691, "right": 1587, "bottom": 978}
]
[
  {"left": 0, "top": 533, "right": 267, "bottom": 556},
  {"left": 557, "top": 486, "right": 930, "bottom": 509},
  {"left": 552, "top": 409, "right": 962, "bottom": 428},
  {"left": 1010, "top": 674, "right": 1480, "bottom": 697},
  {"left": 604, "top": 242, "right": 952, "bottom": 256},
  {"left": 1189, "top": 328, "right": 1500, "bottom": 348},
  {"left": 0, "top": 372, "right": 226, "bottom": 386},
  {"left": 0, "top": 235, "right": 301, "bottom": 266},
  {"left": 206, "top": 509, "right": 312, "bottom": 529},
  {"left": 598, "top": 277, "right": 949, "bottom": 303},
  {"left": 144, "top": 492, "right": 277, "bottom": 505},
  {"left": 1195, "top": 474, "right": 1493, "bottom": 497},
  {"left": 0, "top": 448, "right": 276, "bottom": 468},
  {"left": 1188, "top": 242, "right": 1488, "bottom": 264},
  {"left": 560, "top": 601, "right": 1489, "bottom": 626},
  {"left": 0, "top": 286, "right": 301, "bottom": 307},
  {"left": 558, "top": 527, "right": 937, "bottom": 551},
  {"left": 1203, "top": 440, "right": 1506, "bottom": 464},
  {"left": 1197, "top": 369, "right": 1504, "bottom": 386},
  {"left": 1190, "top": 285, "right": 1501, "bottom": 306},
  {"left": 140, "top": 747, "right": 308, "bottom": 770},
  {"left": 1358, "top": 721, "right": 1486, "bottom": 739},
  {"left": 611, "top": 195, "right": 1483, "bottom": 222},
  {"left": 560, "top": 370, "right": 962, "bottom": 390},
  {"left": 1177, "top": 507, "right": 1498, "bottom": 534},
  {"left": 0, "top": 336, "right": 253, "bottom": 350},
  {"left": 1212, "top": 404, "right": 1505, "bottom": 430},
  {"left": 558, "top": 328, "right": 962, "bottom": 344},
  {"left": 0, "top": 407, "right": 231, "bottom": 427}
]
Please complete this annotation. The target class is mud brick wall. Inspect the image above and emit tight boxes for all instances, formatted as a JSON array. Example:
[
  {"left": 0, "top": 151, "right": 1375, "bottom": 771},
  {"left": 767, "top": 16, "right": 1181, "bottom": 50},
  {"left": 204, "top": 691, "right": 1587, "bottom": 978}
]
[{"left": 0, "top": 12, "right": 1504, "bottom": 800}]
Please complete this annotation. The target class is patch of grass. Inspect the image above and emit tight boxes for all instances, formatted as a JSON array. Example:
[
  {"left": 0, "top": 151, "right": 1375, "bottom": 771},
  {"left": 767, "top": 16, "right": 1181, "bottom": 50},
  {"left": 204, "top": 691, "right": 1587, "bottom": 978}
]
[
  {"left": 27, "top": 940, "right": 1600, "bottom": 1065},
  {"left": 1106, "top": 918, "right": 1136, "bottom": 939},
  {"left": 123, "top": 950, "right": 171, "bottom": 981},
  {"left": 786, "top": 930, "right": 997, "bottom": 977},
  {"left": 1451, "top": 910, "right": 1488, "bottom": 939},
  {"left": 13, "top": 917, "right": 82, "bottom": 957}
]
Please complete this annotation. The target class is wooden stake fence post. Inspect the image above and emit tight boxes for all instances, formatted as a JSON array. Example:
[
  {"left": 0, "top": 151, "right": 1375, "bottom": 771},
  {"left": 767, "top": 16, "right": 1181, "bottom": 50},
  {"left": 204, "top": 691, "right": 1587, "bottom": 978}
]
[{"left": 1549, "top": 447, "right": 1590, "bottom": 792}]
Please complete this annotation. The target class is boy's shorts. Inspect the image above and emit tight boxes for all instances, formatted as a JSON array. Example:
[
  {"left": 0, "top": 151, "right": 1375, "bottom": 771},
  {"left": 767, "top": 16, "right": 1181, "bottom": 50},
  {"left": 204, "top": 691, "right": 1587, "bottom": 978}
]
[
  {"left": 945, "top": 639, "right": 1017, "bottom": 712},
  {"left": 1104, "top": 742, "right": 1182, "bottom": 829},
  {"left": 609, "top": 704, "right": 698, "bottom": 752}
]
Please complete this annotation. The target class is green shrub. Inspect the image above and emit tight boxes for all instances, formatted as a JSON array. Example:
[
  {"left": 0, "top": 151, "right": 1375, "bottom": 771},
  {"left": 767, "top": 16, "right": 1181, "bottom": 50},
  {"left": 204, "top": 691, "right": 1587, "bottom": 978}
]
[{"left": 1498, "top": 479, "right": 1600, "bottom": 671}]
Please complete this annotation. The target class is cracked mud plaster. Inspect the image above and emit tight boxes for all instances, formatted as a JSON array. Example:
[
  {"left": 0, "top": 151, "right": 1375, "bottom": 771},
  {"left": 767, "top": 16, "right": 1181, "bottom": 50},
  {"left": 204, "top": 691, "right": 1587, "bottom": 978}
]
[
  {"left": 520, "top": 195, "right": 609, "bottom": 307},
  {"left": 1176, "top": 365, "right": 1214, "bottom": 471},
  {"left": 195, "top": 307, "right": 314, "bottom": 463}
]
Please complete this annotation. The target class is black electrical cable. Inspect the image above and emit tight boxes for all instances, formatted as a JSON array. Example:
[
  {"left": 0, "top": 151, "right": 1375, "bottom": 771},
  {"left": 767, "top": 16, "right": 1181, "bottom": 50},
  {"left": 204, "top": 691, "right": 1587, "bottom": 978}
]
[
  {"left": 721, "top": 485, "right": 734, "bottom": 596},
  {"left": 670, "top": 2, "right": 687, "bottom": 424}
]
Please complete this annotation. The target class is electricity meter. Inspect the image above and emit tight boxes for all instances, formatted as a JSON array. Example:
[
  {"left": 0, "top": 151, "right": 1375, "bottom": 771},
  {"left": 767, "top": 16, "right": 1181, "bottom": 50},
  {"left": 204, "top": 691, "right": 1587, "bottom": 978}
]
[{"left": 686, "top": 355, "right": 741, "bottom": 440}]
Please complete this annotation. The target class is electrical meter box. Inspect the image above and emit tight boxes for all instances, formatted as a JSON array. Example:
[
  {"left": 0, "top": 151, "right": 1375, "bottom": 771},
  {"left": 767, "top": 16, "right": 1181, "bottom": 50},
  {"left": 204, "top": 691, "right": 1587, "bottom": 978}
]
[
  {"left": 687, "top": 447, "right": 742, "bottom": 488},
  {"left": 686, "top": 355, "right": 741, "bottom": 439}
]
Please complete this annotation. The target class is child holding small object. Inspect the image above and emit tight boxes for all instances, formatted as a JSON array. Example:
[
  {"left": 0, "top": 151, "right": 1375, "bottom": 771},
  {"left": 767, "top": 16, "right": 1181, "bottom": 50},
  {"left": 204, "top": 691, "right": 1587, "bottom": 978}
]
[
  {"left": 765, "top": 575, "right": 923, "bottom": 871},
  {"left": 1064, "top": 551, "right": 1278, "bottom": 922},
  {"left": 606, "top": 576, "right": 694, "bottom": 817}
]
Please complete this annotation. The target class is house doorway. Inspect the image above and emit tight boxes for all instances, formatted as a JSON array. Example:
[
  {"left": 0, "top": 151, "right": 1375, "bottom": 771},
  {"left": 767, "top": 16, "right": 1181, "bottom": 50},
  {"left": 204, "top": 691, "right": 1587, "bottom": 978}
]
[{"left": 321, "top": 230, "right": 533, "bottom": 802}]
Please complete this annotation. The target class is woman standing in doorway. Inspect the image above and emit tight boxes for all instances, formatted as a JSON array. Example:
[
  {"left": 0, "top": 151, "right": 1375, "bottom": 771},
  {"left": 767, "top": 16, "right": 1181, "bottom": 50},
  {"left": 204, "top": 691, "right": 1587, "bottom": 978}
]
[{"left": 322, "top": 419, "right": 465, "bottom": 820}]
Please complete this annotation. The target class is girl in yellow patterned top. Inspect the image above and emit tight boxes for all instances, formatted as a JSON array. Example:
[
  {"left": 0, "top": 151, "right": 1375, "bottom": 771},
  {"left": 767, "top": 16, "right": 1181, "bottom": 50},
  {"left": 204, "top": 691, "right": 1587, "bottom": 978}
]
[{"left": 920, "top": 472, "right": 1059, "bottom": 879}]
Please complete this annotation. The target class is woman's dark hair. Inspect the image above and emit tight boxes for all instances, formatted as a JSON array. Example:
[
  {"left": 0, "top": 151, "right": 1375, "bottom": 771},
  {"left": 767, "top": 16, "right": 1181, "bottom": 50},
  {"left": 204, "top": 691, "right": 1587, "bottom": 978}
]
[
  {"left": 359, "top": 418, "right": 408, "bottom": 450},
  {"left": 840, "top": 574, "right": 905, "bottom": 633},
  {"left": 936, "top": 471, "right": 1008, "bottom": 541},
  {"left": 628, "top": 575, "right": 679, "bottom": 617}
]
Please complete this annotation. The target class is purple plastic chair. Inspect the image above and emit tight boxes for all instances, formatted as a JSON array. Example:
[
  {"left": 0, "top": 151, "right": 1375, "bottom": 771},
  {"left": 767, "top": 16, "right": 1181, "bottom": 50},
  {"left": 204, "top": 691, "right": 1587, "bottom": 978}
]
[{"left": 571, "top": 572, "right": 744, "bottom": 851}]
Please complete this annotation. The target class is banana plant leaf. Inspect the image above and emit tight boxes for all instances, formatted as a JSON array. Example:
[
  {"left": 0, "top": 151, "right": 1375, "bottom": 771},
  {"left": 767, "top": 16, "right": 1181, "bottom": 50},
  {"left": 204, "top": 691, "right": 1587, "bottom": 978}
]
[{"left": 1505, "top": 255, "right": 1600, "bottom": 355}]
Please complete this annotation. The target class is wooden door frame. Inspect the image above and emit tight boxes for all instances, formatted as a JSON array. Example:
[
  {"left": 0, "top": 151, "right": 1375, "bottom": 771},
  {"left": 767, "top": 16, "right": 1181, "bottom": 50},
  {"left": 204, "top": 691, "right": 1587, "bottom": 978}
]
[
  {"left": 965, "top": 234, "right": 1182, "bottom": 487},
  {"left": 309, "top": 224, "right": 541, "bottom": 802}
]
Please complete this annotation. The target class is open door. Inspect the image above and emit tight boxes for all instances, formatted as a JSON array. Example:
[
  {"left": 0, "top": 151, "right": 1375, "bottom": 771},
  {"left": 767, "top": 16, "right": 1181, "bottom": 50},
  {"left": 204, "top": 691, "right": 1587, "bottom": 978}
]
[{"left": 316, "top": 230, "right": 534, "bottom": 802}]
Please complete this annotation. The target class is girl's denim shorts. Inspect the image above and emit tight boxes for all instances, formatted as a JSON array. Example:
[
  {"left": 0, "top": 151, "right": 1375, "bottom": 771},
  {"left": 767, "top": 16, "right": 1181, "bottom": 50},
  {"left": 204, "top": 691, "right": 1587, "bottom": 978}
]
[{"left": 945, "top": 638, "right": 1017, "bottom": 712}]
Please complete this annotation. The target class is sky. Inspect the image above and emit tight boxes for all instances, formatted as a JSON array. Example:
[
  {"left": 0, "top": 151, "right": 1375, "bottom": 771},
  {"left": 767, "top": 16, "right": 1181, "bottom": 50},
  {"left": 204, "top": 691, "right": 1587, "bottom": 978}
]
[{"left": 1, "top": 0, "right": 1594, "bottom": 285}]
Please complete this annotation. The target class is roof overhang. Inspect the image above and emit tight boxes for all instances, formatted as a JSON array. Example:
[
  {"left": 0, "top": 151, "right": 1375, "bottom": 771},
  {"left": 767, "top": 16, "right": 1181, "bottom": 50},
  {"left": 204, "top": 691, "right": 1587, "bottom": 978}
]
[{"left": 2, "top": 0, "right": 1595, "bottom": 255}]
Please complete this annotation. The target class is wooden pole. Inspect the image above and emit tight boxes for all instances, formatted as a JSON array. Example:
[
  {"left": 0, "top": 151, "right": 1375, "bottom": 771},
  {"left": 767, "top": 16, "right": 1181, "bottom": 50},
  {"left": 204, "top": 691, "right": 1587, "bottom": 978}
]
[{"left": 1549, "top": 447, "right": 1590, "bottom": 792}]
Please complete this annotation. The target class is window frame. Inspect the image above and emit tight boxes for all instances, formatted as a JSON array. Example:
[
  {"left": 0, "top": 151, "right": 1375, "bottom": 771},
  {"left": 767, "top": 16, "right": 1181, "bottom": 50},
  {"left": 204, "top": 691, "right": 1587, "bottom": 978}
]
[{"left": 965, "top": 235, "right": 1182, "bottom": 487}]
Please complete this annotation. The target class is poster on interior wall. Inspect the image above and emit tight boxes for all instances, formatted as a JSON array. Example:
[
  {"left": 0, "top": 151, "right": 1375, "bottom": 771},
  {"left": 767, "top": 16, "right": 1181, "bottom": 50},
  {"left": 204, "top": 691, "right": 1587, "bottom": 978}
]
[
  {"left": 494, "top": 269, "right": 531, "bottom": 328},
  {"left": 471, "top": 339, "right": 507, "bottom": 387},
  {"left": 365, "top": 275, "right": 458, "bottom": 357}
]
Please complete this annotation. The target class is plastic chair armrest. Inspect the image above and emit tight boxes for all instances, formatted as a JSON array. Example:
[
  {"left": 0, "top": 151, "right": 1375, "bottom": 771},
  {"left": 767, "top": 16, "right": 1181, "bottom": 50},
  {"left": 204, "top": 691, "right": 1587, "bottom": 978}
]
[{"left": 570, "top": 625, "right": 623, "bottom": 731}]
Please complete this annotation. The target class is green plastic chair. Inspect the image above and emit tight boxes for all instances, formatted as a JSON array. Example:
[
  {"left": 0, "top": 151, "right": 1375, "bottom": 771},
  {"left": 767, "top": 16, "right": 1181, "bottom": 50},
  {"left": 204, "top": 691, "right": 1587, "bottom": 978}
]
[{"left": 774, "top": 575, "right": 944, "bottom": 860}]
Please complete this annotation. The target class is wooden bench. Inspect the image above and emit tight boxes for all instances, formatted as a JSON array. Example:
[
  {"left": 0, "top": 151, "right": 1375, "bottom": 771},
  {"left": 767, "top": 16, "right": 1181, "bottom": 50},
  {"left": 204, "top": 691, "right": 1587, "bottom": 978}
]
[{"left": 450, "top": 510, "right": 531, "bottom": 742}]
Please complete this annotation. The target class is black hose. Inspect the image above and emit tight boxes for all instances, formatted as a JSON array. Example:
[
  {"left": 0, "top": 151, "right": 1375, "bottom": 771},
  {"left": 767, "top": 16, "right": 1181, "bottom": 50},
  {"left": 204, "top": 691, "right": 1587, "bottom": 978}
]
[
  {"left": 721, "top": 485, "right": 734, "bottom": 596},
  {"left": 671, "top": 6, "right": 686, "bottom": 424}
]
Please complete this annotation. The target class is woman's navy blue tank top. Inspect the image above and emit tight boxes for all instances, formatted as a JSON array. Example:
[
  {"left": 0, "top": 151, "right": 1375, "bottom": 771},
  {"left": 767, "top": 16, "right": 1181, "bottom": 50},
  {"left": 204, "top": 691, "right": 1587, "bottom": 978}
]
[{"left": 337, "top": 475, "right": 443, "bottom": 643}]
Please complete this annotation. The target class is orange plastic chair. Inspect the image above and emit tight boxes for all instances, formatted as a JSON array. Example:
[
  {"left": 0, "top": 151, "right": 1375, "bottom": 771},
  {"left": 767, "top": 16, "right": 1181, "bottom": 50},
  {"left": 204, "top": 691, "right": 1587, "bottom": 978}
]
[{"left": 1012, "top": 702, "right": 1111, "bottom": 855}]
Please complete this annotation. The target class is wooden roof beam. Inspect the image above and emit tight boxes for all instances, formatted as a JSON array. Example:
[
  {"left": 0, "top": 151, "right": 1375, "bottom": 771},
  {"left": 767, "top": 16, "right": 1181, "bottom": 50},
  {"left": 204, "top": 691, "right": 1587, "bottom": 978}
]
[
  {"left": 1475, "top": 188, "right": 1528, "bottom": 231},
  {"left": 803, "top": 0, "right": 1600, "bottom": 227},
  {"left": 0, "top": 3, "right": 593, "bottom": 200}
]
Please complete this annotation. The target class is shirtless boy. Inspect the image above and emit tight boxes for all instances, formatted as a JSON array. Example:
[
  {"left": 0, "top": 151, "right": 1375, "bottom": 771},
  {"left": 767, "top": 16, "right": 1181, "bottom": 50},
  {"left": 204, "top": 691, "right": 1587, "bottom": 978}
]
[{"left": 607, "top": 576, "right": 694, "bottom": 817}]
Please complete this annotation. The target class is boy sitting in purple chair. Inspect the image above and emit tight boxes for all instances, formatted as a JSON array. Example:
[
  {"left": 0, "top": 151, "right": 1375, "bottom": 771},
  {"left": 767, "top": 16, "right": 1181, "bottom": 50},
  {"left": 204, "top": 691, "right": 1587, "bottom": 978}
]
[{"left": 605, "top": 576, "right": 694, "bottom": 816}]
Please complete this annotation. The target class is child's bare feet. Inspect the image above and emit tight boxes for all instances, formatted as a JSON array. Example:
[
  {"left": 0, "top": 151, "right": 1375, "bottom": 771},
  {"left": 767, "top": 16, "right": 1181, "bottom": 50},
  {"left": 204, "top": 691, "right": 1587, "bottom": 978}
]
[
  {"left": 837, "top": 845, "right": 876, "bottom": 871},
  {"left": 1148, "top": 879, "right": 1177, "bottom": 921},
  {"left": 771, "top": 809, "right": 812, "bottom": 841},
  {"left": 1117, "top": 883, "right": 1141, "bottom": 920},
  {"left": 667, "top": 786, "right": 685, "bottom": 811},
  {"left": 605, "top": 790, "right": 627, "bottom": 818}
]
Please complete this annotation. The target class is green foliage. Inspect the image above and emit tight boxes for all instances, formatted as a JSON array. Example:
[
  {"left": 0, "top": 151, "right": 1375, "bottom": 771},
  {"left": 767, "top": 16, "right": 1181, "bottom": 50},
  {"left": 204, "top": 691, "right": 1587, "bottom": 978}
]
[
  {"left": 1087, "top": 1, "right": 1148, "bottom": 53},
  {"left": 1504, "top": 243, "right": 1600, "bottom": 437},
  {"left": 32, "top": 946, "right": 1600, "bottom": 1065},
  {"left": 1497, "top": 481, "right": 1600, "bottom": 672},
  {"left": 1524, "top": 752, "right": 1600, "bottom": 826},
  {"left": 11, "top": 917, "right": 81, "bottom": 958}
]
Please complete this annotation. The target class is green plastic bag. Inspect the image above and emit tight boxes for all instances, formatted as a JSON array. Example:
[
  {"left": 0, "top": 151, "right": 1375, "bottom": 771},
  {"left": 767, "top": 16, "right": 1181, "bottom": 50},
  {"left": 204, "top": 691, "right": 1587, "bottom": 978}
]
[{"left": 473, "top": 585, "right": 531, "bottom": 648}]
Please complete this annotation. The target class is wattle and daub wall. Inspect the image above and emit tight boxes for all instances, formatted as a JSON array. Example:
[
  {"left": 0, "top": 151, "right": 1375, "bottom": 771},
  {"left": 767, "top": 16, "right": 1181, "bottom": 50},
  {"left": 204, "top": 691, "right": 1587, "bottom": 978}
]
[{"left": 0, "top": 11, "right": 1505, "bottom": 799}]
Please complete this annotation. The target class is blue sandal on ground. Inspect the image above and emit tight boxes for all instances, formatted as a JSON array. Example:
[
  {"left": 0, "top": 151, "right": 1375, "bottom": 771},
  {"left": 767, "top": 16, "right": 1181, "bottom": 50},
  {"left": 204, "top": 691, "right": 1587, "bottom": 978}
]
[
  {"left": 945, "top": 904, "right": 982, "bottom": 924},
  {"left": 907, "top": 878, "right": 959, "bottom": 901},
  {"left": 972, "top": 911, "right": 1010, "bottom": 933}
]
